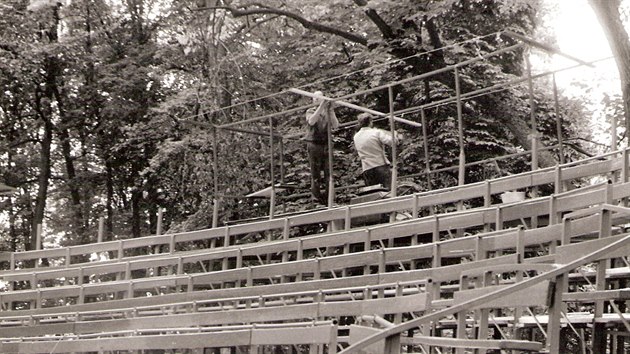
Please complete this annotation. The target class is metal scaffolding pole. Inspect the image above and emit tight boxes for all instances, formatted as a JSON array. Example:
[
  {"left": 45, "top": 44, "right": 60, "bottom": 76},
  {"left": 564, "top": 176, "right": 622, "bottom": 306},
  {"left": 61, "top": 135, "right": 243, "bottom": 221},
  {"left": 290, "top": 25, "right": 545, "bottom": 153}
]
[
  {"left": 212, "top": 126, "right": 220, "bottom": 228},
  {"left": 454, "top": 67, "right": 465, "bottom": 187},
  {"left": 327, "top": 111, "right": 335, "bottom": 208},
  {"left": 269, "top": 117, "right": 276, "bottom": 219},
  {"left": 389, "top": 86, "right": 398, "bottom": 196},
  {"left": 421, "top": 108, "right": 432, "bottom": 191}
]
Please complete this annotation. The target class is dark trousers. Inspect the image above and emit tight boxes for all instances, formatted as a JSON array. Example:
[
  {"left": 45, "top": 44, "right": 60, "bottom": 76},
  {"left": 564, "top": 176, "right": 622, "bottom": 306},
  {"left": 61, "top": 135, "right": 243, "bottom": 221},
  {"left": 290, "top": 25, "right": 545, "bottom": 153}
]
[
  {"left": 362, "top": 164, "right": 391, "bottom": 189},
  {"left": 308, "top": 143, "right": 329, "bottom": 204}
]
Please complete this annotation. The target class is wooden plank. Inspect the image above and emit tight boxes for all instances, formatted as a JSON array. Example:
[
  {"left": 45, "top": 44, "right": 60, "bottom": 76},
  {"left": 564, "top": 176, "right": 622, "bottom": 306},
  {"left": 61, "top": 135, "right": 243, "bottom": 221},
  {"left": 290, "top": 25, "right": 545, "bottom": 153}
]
[
  {"left": 556, "top": 234, "right": 630, "bottom": 264},
  {"left": 438, "top": 237, "right": 477, "bottom": 258},
  {"left": 482, "top": 225, "right": 561, "bottom": 251},
  {"left": 384, "top": 244, "right": 434, "bottom": 263},
  {"left": 348, "top": 196, "right": 414, "bottom": 218},
  {"left": 251, "top": 325, "right": 336, "bottom": 345},
  {"left": 12, "top": 247, "right": 67, "bottom": 261},
  {"left": 289, "top": 208, "right": 345, "bottom": 226},
  {"left": 122, "top": 235, "right": 171, "bottom": 249},
  {"left": 0, "top": 304, "right": 321, "bottom": 338},
  {"left": 251, "top": 259, "right": 317, "bottom": 279},
  {"left": 240, "top": 239, "right": 296, "bottom": 256},
  {"left": 452, "top": 280, "right": 550, "bottom": 309},
  {"left": 0, "top": 330, "right": 252, "bottom": 352},
  {"left": 0, "top": 274, "right": 380, "bottom": 318},
  {"left": 171, "top": 228, "right": 223, "bottom": 243},
  {"left": 403, "top": 334, "right": 543, "bottom": 351},
  {"left": 229, "top": 218, "right": 286, "bottom": 235},
  {"left": 500, "top": 199, "right": 549, "bottom": 220},
  {"left": 563, "top": 289, "right": 630, "bottom": 302},
  {"left": 460, "top": 263, "right": 557, "bottom": 279},
  {"left": 193, "top": 268, "right": 249, "bottom": 284},
  {"left": 561, "top": 158, "right": 621, "bottom": 180},
  {"left": 318, "top": 293, "right": 428, "bottom": 317},
  {"left": 319, "top": 251, "right": 380, "bottom": 271},
  {"left": 378, "top": 254, "right": 518, "bottom": 285},
  {"left": 301, "top": 229, "right": 369, "bottom": 250}
]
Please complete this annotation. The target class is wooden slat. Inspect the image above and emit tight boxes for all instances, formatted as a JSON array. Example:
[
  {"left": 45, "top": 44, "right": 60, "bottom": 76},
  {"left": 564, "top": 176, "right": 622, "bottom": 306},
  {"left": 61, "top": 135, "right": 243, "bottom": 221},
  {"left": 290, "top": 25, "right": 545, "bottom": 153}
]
[
  {"left": 0, "top": 330, "right": 252, "bottom": 352},
  {"left": 318, "top": 293, "right": 428, "bottom": 316},
  {"left": 556, "top": 234, "right": 630, "bottom": 264},
  {"left": 402, "top": 334, "right": 544, "bottom": 351},
  {"left": 452, "top": 279, "right": 550, "bottom": 309}
]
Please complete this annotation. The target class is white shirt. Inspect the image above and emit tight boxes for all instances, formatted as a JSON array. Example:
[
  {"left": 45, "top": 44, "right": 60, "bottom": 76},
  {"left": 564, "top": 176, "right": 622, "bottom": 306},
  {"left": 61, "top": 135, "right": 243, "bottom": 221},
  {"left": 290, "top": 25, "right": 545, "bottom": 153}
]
[{"left": 353, "top": 127, "right": 399, "bottom": 171}]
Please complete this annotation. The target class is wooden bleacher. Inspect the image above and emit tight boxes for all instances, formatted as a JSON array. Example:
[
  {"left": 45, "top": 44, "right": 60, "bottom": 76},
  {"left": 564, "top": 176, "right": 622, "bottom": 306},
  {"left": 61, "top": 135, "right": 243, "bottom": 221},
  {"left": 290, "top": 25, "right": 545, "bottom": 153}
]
[{"left": 1, "top": 147, "right": 630, "bottom": 353}]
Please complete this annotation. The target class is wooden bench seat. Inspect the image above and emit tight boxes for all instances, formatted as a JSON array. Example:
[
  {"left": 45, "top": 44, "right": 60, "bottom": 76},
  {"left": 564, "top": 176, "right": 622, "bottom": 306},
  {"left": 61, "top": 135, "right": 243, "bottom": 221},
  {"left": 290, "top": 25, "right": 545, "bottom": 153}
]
[{"left": 0, "top": 321, "right": 339, "bottom": 353}]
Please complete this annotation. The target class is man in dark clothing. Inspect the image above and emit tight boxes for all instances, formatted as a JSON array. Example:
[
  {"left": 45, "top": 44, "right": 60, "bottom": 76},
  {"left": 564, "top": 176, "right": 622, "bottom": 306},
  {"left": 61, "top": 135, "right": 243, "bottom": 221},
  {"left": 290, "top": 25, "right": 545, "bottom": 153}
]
[{"left": 305, "top": 91, "right": 339, "bottom": 205}]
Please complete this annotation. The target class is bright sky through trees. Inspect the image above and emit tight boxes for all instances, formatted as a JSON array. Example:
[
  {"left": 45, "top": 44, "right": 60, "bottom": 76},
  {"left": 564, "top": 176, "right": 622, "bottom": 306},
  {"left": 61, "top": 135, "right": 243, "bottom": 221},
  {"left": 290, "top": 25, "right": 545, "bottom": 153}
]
[{"left": 541, "top": 0, "right": 621, "bottom": 146}]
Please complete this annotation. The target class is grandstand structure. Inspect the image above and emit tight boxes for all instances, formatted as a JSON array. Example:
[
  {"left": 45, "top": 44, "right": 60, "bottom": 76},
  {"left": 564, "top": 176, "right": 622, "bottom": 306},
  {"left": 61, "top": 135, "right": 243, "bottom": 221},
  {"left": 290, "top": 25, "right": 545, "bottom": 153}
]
[{"left": 1, "top": 31, "right": 629, "bottom": 353}]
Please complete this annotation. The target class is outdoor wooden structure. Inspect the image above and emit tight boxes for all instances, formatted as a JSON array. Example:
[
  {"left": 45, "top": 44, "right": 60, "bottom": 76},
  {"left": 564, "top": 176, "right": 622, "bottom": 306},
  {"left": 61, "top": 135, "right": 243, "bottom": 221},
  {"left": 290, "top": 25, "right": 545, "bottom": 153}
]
[{"left": 1, "top": 31, "right": 628, "bottom": 353}]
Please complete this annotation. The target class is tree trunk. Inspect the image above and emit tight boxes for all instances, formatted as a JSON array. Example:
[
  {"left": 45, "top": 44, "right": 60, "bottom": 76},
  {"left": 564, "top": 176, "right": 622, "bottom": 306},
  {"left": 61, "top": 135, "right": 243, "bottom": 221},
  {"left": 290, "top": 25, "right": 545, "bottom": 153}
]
[
  {"left": 31, "top": 116, "right": 53, "bottom": 251},
  {"left": 589, "top": 0, "right": 630, "bottom": 146}
]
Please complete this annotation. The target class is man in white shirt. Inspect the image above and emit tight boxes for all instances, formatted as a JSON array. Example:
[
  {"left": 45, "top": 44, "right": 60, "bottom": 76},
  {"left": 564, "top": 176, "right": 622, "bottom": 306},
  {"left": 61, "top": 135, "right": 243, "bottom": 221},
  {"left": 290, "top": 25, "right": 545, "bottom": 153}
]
[
  {"left": 305, "top": 91, "right": 339, "bottom": 204},
  {"left": 353, "top": 113, "right": 402, "bottom": 189}
]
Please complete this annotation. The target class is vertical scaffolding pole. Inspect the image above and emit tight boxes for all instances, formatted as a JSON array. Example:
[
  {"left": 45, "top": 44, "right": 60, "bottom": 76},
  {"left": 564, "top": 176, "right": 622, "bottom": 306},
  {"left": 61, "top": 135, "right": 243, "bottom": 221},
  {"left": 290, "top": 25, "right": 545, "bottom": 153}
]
[
  {"left": 327, "top": 110, "right": 335, "bottom": 208},
  {"left": 526, "top": 54, "right": 539, "bottom": 228},
  {"left": 421, "top": 109, "right": 431, "bottom": 191},
  {"left": 454, "top": 67, "right": 465, "bottom": 188},
  {"left": 212, "top": 126, "right": 220, "bottom": 228},
  {"left": 388, "top": 86, "right": 398, "bottom": 196},
  {"left": 269, "top": 117, "right": 276, "bottom": 219},
  {"left": 526, "top": 54, "right": 539, "bottom": 172},
  {"left": 553, "top": 74, "right": 565, "bottom": 164},
  {"left": 612, "top": 109, "right": 619, "bottom": 151},
  {"left": 279, "top": 138, "right": 285, "bottom": 183}
]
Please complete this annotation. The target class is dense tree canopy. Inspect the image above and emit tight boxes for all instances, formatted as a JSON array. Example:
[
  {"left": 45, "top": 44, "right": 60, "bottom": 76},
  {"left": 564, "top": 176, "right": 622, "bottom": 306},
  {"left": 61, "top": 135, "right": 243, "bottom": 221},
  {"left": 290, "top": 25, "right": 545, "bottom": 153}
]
[{"left": 0, "top": 0, "right": 601, "bottom": 251}]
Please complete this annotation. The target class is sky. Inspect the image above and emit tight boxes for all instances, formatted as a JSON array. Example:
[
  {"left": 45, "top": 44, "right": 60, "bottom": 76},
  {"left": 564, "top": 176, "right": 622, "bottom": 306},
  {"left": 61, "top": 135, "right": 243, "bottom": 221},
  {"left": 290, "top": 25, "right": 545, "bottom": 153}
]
[{"left": 539, "top": 0, "right": 621, "bottom": 147}]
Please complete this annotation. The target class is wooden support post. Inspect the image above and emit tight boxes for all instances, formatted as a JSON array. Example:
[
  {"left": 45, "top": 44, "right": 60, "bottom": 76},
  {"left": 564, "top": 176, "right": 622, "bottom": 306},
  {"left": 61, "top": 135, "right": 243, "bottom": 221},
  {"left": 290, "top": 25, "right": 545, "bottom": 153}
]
[
  {"left": 212, "top": 198, "right": 219, "bottom": 228},
  {"left": 484, "top": 180, "right": 491, "bottom": 232},
  {"left": 154, "top": 208, "right": 163, "bottom": 256},
  {"left": 547, "top": 274, "right": 566, "bottom": 353},
  {"left": 35, "top": 223, "right": 42, "bottom": 269},
  {"left": 97, "top": 217, "right": 104, "bottom": 243},
  {"left": 36, "top": 223, "right": 42, "bottom": 250},
  {"left": 383, "top": 334, "right": 401, "bottom": 354},
  {"left": 156, "top": 208, "right": 163, "bottom": 235}
]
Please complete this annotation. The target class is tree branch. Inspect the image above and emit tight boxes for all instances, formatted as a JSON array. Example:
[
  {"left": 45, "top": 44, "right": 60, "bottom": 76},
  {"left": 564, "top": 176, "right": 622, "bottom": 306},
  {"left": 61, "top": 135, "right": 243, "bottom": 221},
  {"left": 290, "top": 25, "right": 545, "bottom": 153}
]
[
  {"left": 362, "top": 7, "right": 394, "bottom": 39},
  {"left": 197, "top": 4, "right": 368, "bottom": 46}
]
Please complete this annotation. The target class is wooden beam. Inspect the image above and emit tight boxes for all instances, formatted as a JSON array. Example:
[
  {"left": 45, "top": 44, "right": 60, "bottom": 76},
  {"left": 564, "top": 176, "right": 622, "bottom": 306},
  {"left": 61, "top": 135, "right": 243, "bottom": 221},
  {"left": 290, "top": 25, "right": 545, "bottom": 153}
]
[{"left": 288, "top": 88, "right": 423, "bottom": 128}]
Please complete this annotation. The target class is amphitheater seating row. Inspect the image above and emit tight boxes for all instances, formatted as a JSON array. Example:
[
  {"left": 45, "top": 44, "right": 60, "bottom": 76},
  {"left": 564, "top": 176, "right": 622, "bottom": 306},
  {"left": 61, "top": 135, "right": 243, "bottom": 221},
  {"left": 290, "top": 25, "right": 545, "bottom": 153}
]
[
  {"left": 2, "top": 192, "right": 626, "bottom": 312},
  {"left": 4, "top": 203, "right": 630, "bottom": 353},
  {"left": 1, "top": 178, "right": 625, "bottom": 300},
  {"left": 2, "top": 150, "right": 630, "bottom": 353},
  {"left": 1, "top": 149, "right": 627, "bottom": 273}
]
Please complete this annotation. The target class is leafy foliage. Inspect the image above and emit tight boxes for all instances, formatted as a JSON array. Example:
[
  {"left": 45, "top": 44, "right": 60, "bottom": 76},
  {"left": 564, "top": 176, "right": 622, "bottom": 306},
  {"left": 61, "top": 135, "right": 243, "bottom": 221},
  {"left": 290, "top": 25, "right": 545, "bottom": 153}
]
[{"left": 0, "top": 0, "right": 596, "bottom": 251}]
